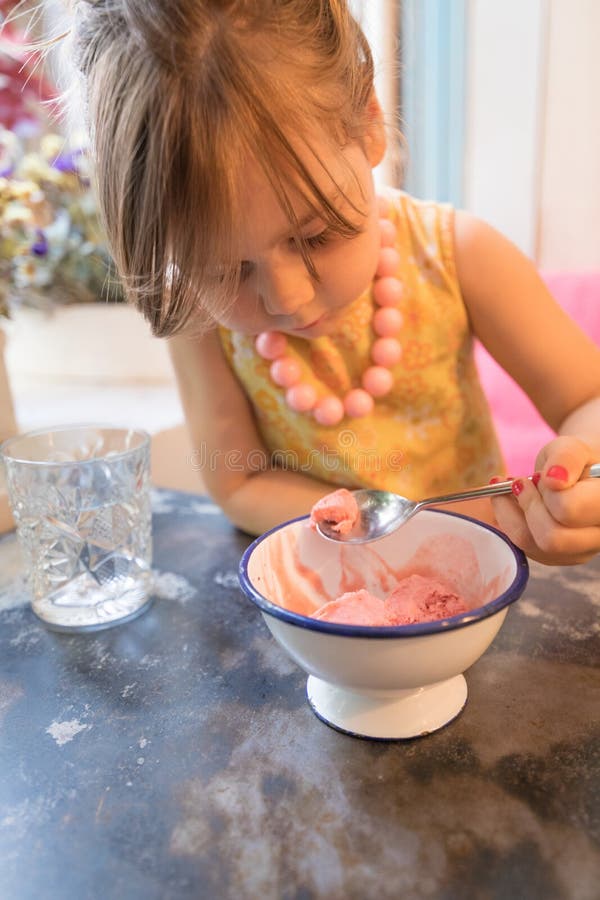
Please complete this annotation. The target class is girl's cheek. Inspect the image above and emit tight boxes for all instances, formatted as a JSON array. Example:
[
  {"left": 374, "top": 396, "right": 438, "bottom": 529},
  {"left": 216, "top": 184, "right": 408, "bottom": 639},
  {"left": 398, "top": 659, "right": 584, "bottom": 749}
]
[{"left": 218, "top": 291, "right": 263, "bottom": 333}]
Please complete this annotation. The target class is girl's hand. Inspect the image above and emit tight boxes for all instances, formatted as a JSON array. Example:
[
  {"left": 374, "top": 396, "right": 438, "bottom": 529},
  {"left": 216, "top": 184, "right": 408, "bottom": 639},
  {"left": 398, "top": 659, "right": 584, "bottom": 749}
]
[{"left": 490, "top": 436, "right": 600, "bottom": 565}]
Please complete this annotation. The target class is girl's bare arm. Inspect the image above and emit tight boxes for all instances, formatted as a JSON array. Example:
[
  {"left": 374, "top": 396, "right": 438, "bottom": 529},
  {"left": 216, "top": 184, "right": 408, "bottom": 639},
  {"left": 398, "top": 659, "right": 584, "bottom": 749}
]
[
  {"left": 168, "top": 329, "right": 333, "bottom": 535},
  {"left": 455, "top": 211, "right": 600, "bottom": 563}
]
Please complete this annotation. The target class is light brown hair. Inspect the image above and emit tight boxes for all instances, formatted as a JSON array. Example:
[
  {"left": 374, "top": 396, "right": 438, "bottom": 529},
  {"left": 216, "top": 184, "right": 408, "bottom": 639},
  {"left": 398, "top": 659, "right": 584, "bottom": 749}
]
[{"left": 71, "top": 1, "right": 377, "bottom": 337}]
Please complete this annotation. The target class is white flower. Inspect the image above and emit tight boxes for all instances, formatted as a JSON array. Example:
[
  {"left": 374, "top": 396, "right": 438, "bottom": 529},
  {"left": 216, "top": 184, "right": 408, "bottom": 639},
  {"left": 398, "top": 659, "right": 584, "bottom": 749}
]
[
  {"left": 3, "top": 202, "right": 33, "bottom": 227},
  {"left": 44, "top": 208, "right": 71, "bottom": 247},
  {"left": 12, "top": 256, "right": 53, "bottom": 289},
  {"left": 0, "top": 127, "right": 21, "bottom": 172}
]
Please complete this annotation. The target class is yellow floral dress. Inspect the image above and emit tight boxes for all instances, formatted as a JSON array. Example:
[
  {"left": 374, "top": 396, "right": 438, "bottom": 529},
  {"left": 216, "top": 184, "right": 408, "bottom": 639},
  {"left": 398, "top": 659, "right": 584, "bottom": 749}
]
[{"left": 219, "top": 190, "right": 503, "bottom": 499}]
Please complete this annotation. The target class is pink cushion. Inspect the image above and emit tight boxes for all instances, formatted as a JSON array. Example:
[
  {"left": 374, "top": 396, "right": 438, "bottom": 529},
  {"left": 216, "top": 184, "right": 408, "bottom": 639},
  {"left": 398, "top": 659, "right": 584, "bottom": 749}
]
[{"left": 475, "top": 271, "right": 600, "bottom": 476}]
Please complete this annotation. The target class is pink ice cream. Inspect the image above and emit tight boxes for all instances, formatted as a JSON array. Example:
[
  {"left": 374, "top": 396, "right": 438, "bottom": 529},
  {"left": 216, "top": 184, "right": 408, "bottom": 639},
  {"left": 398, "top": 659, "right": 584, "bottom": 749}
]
[
  {"left": 312, "top": 574, "right": 468, "bottom": 626},
  {"left": 315, "top": 589, "right": 387, "bottom": 625},
  {"left": 310, "top": 488, "right": 359, "bottom": 536},
  {"left": 384, "top": 574, "right": 468, "bottom": 625}
]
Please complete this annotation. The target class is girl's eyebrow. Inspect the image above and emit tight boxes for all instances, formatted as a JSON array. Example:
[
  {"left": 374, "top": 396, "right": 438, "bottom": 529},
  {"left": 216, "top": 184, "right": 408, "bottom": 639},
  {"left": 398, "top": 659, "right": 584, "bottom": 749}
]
[
  {"left": 255, "top": 210, "right": 323, "bottom": 254},
  {"left": 271, "top": 184, "right": 352, "bottom": 245},
  {"left": 291, "top": 210, "right": 323, "bottom": 233}
]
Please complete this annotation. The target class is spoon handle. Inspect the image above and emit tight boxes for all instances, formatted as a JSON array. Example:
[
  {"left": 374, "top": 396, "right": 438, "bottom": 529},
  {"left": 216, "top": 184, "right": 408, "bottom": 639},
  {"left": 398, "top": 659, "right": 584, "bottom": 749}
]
[{"left": 417, "top": 462, "right": 600, "bottom": 511}]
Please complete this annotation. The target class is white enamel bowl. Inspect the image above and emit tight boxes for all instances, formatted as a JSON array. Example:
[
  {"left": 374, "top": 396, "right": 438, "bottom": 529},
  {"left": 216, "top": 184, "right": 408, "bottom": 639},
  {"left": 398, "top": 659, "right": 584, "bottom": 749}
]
[{"left": 239, "top": 510, "right": 529, "bottom": 740}]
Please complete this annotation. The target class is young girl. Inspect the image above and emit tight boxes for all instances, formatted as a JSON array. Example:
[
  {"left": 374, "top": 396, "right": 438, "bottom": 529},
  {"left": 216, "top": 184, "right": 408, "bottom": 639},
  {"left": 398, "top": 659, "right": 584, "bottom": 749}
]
[{"left": 69, "top": 0, "right": 600, "bottom": 565}]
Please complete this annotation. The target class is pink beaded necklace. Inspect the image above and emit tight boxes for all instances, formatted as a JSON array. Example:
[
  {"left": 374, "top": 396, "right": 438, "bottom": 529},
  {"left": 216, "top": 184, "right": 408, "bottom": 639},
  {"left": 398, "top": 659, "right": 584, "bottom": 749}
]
[{"left": 255, "top": 196, "right": 403, "bottom": 427}]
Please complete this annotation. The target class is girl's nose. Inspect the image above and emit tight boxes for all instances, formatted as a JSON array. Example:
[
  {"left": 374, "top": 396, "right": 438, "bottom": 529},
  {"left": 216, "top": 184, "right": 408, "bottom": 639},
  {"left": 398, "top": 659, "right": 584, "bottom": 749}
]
[{"left": 260, "top": 259, "right": 315, "bottom": 317}]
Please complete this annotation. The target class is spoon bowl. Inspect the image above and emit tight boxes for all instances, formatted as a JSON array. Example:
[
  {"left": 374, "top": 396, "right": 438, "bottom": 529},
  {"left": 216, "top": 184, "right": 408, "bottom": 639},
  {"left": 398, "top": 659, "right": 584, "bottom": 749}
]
[{"left": 317, "top": 464, "right": 600, "bottom": 544}]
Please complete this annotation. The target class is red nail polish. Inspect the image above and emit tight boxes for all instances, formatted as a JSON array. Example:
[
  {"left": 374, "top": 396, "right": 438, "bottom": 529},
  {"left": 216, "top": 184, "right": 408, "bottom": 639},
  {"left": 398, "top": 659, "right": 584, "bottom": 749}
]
[
  {"left": 511, "top": 479, "right": 524, "bottom": 496},
  {"left": 531, "top": 472, "right": 541, "bottom": 486},
  {"left": 546, "top": 465, "right": 568, "bottom": 482},
  {"left": 489, "top": 476, "right": 501, "bottom": 484}
]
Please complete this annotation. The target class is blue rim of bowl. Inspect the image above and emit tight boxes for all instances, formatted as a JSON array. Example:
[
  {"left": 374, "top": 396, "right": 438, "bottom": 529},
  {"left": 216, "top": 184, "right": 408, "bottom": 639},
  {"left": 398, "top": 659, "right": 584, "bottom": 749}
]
[{"left": 239, "top": 509, "right": 529, "bottom": 639}]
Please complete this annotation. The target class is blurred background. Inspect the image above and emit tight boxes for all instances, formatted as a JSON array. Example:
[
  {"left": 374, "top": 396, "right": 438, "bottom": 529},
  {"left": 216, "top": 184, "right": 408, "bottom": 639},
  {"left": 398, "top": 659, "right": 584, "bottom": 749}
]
[
  {"left": 364, "top": 0, "right": 600, "bottom": 269},
  {"left": 1, "top": 0, "right": 599, "bottom": 494}
]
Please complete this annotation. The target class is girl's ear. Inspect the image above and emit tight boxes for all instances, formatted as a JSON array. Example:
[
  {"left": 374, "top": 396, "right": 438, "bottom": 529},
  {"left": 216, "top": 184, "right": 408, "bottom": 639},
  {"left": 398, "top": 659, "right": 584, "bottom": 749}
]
[{"left": 364, "top": 93, "right": 387, "bottom": 167}]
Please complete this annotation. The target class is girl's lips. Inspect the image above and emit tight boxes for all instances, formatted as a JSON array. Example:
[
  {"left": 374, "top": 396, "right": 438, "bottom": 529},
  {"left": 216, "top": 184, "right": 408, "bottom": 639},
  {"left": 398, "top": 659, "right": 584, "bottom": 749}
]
[{"left": 291, "top": 314, "right": 326, "bottom": 333}]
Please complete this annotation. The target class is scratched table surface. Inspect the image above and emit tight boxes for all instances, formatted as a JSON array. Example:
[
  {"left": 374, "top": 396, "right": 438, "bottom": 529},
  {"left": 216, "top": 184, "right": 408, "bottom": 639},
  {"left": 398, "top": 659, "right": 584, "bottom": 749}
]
[{"left": 1, "top": 488, "right": 599, "bottom": 900}]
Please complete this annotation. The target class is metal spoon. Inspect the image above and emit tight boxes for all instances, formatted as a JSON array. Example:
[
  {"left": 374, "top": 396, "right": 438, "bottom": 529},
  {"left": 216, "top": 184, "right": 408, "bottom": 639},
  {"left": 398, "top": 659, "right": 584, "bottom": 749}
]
[{"left": 316, "top": 463, "right": 600, "bottom": 544}]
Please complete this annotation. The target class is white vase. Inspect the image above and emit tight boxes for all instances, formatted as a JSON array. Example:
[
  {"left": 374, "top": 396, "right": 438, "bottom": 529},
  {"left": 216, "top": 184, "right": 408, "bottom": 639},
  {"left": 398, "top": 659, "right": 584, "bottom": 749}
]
[
  {"left": 0, "top": 328, "right": 17, "bottom": 441},
  {"left": 3, "top": 303, "right": 175, "bottom": 384},
  {"left": 0, "top": 327, "right": 17, "bottom": 534}
]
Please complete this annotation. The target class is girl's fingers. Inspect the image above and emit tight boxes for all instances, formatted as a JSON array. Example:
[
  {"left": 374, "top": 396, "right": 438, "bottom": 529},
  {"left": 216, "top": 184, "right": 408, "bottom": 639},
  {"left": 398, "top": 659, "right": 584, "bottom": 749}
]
[
  {"left": 490, "top": 492, "right": 538, "bottom": 556},
  {"left": 533, "top": 435, "right": 592, "bottom": 486},
  {"left": 504, "top": 476, "right": 600, "bottom": 560},
  {"left": 491, "top": 490, "right": 599, "bottom": 564},
  {"left": 489, "top": 434, "right": 600, "bottom": 562},
  {"left": 539, "top": 477, "right": 600, "bottom": 528}
]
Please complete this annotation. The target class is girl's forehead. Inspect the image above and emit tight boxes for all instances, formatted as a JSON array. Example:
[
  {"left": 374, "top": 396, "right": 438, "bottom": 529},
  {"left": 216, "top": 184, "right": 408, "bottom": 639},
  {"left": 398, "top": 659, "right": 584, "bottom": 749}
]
[
  {"left": 232, "top": 174, "right": 313, "bottom": 257},
  {"left": 233, "top": 140, "right": 368, "bottom": 249}
]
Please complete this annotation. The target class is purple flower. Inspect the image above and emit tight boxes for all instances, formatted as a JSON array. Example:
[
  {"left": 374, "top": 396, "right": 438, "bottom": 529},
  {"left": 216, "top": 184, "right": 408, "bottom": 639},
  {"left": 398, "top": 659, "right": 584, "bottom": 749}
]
[
  {"left": 30, "top": 229, "right": 48, "bottom": 257},
  {"left": 51, "top": 152, "right": 79, "bottom": 174}
]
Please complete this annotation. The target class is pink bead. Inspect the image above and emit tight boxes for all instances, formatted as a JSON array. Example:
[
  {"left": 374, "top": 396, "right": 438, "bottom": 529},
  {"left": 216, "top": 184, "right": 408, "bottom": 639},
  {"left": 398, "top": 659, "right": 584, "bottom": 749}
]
[
  {"left": 255, "top": 331, "right": 288, "bottom": 360},
  {"left": 379, "top": 218, "right": 396, "bottom": 247},
  {"left": 362, "top": 366, "right": 394, "bottom": 397},
  {"left": 371, "top": 337, "right": 402, "bottom": 367},
  {"left": 286, "top": 383, "right": 317, "bottom": 412},
  {"left": 270, "top": 356, "right": 301, "bottom": 387},
  {"left": 376, "top": 247, "right": 400, "bottom": 277},
  {"left": 377, "top": 195, "right": 390, "bottom": 218},
  {"left": 343, "top": 388, "right": 374, "bottom": 418},
  {"left": 373, "top": 276, "right": 403, "bottom": 307},
  {"left": 373, "top": 307, "right": 403, "bottom": 337},
  {"left": 314, "top": 396, "right": 345, "bottom": 426}
]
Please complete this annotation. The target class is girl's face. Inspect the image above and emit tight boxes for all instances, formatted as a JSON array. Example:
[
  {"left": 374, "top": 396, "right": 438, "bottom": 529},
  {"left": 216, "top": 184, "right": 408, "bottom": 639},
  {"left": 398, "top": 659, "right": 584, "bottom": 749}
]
[{"left": 216, "top": 134, "right": 384, "bottom": 339}]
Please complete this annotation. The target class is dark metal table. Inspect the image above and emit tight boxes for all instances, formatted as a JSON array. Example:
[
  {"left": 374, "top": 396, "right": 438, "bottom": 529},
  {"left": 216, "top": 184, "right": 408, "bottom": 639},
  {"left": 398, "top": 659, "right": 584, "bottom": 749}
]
[{"left": 1, "top": 489, "right": 599, "bottom": 900}]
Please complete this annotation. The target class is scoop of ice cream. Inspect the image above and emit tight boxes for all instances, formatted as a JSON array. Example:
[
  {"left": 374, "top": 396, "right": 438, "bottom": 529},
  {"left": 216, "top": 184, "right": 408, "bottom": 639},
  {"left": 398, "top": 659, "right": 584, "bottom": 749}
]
[
  {"left": 310, "top": 488, "right": 359, "bottom": 536},
  {"left": 311, "top": 574, "right": 468, "bottom": 626},
  {"left": 385, "top": 574, "right": 468, "bottom": 625},
  {"left": 314, "top": 589, "right": 387, "bottom": 625}
]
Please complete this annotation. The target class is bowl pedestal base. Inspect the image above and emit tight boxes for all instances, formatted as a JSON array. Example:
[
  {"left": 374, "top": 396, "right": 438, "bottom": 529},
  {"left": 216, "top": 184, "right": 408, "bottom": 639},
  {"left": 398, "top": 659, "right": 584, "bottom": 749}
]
[{"left": 306, "top": 674, "right": 468, "bottom": 740}]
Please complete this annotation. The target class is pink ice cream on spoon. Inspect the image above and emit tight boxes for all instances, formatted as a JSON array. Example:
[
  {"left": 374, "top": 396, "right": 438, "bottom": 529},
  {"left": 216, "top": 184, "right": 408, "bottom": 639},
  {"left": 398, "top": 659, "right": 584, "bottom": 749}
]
[{"left": 309, "top": 488, "right": 359, "bottom": 536}]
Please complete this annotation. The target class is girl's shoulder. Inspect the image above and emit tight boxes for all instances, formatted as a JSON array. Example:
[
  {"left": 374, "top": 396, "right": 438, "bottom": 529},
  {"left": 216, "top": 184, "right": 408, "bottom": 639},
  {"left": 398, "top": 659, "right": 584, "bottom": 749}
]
[
  {"left": 383, "top": 187, "right": 457, "bottom": 281},
  {"left": 383, "top": 186, "right": 454, "bottom": 227}
]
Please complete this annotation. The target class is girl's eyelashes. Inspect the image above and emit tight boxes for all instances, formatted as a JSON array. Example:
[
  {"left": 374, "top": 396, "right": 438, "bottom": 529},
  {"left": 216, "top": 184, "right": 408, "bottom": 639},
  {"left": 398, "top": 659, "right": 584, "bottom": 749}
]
[
  {"left": 300, "top": 228, "right": 332, "bottom": 249},
  {"left": 301, "top": 224, "right": 365, "bottom": 249},
  {"left": 237, "top": 229, "right": 332, "bottom": 282}
]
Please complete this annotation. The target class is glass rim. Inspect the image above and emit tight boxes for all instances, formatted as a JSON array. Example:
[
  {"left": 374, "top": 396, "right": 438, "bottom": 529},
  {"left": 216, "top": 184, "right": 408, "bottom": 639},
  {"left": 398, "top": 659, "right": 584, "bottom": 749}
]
[{"left": 0, "top": 423, "right": 151, "bottom": 467}]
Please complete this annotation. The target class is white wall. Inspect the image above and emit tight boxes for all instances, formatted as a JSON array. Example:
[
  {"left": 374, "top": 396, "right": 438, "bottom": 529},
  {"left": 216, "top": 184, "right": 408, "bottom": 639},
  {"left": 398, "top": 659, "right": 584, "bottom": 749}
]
[
  {"left": 463, "top": 0, "right": 547, "bottom": 259},
  {"left": 463, "top": 0, "right": 600, "bottom": 269},
  {"left": 538, "top": 0, "right": 600, "bottom": 269},
  {"left": 350, "top": 0, "right": 399, "bottom": 187}
]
